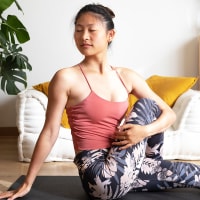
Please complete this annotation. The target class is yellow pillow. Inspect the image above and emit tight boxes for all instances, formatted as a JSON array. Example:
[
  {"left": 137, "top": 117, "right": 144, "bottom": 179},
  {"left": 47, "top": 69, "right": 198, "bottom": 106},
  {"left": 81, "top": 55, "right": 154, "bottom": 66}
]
[
  {"left": 33, "top": 82, "right": 70, "bottom": 129},
  {"left": 146, "top": 75, "right": 198, "bottom": 107},
  {"left": 33, "top": 81, "right": 49, "bottom": 95},
  {"left": 127, "top": 75, "right": 198, "bottom": 110},
  {"left": 127, "top": 94, "right": 138, "bottom": 115}
]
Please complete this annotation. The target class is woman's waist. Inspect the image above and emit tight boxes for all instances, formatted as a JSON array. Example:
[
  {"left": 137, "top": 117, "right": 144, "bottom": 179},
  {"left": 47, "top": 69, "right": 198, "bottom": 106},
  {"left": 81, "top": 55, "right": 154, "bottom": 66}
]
[
  {"left": 74, "top": 148, "right": 110, "bottom": 161},
  {"left": 74, "top": 139, "right": 113, "bottom": 155}
]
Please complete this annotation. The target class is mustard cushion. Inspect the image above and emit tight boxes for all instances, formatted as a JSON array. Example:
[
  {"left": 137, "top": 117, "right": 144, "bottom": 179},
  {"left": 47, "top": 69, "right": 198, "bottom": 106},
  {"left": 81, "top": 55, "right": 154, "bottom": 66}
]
[
  {"left": 146, "top": 75, "right": 198, "bottom": 107},
  {"left": 33, "top": 81, "right": 49, "bottom": 95},
  {"left": 33, "top": 82, "right": 70, "bottom": 129},
  {"left": 128, "top": 75, "right": 198, "bottom": 110}
]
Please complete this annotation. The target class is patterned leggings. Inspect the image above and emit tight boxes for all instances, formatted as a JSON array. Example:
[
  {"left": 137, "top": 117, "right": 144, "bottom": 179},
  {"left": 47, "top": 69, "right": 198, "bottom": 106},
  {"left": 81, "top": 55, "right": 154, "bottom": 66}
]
[{"left": 74, "top": 98, "right": 200, "bottom": 200}]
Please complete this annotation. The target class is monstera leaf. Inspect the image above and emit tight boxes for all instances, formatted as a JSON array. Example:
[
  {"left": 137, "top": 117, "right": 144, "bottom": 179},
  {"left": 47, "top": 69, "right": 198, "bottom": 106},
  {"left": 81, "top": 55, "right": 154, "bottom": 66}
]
[
  {"left": 0, "top": 0, "right": 16, "bottom": 13},
  {"left": 1, "top": 15, "right": 30, "bottom": 44},
  {"left": 0, "top": 0, "right": 32, "bottom": 95},
  {"left": 0, "top": 44, "right": 32, "bottom": 94},
  {"left": 0, "top": 67, "right": 27, "bottom": 94}
]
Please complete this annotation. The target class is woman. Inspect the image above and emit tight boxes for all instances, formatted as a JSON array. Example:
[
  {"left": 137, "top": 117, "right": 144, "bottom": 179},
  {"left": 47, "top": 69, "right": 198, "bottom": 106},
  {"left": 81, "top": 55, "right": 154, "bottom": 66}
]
[{"left": 1, "top": 3, "right": 200, "bottom": 200}]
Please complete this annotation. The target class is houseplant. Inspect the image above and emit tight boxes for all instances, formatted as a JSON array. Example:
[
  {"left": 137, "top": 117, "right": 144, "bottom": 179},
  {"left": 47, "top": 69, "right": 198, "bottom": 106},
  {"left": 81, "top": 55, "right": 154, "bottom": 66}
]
[{"left": 0, "top": 0, "right": 32, "bottom": 95}]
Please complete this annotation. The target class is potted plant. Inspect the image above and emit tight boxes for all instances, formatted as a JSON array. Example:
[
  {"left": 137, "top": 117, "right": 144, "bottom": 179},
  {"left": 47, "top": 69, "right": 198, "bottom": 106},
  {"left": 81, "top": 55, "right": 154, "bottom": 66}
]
[{"left": 0, "top": 0, "right": 32, "bottom": 95}]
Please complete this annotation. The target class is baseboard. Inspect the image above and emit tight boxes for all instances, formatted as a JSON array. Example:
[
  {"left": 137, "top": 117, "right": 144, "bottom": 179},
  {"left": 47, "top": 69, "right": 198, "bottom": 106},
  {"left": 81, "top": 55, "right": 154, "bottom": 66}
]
[{"left": 0, "top": 127, "right": 18, "bottom": 136}]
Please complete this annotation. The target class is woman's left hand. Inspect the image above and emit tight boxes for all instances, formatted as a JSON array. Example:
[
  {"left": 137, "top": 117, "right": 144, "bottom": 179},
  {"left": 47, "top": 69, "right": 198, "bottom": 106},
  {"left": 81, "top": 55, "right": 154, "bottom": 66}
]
[{"left": 112, "top": 124, "right": 147, "bottom": 150}]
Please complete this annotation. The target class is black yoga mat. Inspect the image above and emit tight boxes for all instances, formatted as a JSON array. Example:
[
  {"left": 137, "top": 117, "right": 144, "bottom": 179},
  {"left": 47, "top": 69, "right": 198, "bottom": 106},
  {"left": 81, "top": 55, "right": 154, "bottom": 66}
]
[{"left": 6, "top": 175, "right": 200, "bottom": 200}]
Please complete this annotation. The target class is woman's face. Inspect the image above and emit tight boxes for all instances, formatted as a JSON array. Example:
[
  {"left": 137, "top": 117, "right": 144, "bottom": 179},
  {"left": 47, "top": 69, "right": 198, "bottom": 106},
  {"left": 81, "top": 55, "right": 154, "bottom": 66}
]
[{"left": 74, "top": 12, "right": 112, "bottom": 56}]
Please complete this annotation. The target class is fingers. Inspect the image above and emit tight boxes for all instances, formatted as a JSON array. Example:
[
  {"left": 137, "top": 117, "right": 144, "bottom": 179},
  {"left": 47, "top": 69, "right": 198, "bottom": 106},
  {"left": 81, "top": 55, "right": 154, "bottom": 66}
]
[
  {"left": 114, "top": 127, "right": 131, "bottom": 142},
  {"left": 113, "top": 128, "right": 137, "bottom": 149},
  {"left": 119, "top": 143, "right": 133, "bottom": 150},
  {"left": 0, "top": 184, "right": 31, "bottom": 200},
  {"left": 6, "top": 190, "right": 27, "bottom": 200},
  {"left": 118, "top": 134, "right": 127, "bottom": 141},
  {"left": 10, "top": 185, "right": 31, "bottom": 200},
  {"left": 112, "top": 139, "right": 134, "bottom": 150},
  {"left": 0, "top": 190, "right": 16, "bottom": 200},
  {"left": 119, "top": 123, "right": 132, "bottom": 131},
  {"left": 112, "top": 139, "right": 127, "bottom": 146},
  {"left": 113, "top": 134, "right": 127, "bottom": 143}
]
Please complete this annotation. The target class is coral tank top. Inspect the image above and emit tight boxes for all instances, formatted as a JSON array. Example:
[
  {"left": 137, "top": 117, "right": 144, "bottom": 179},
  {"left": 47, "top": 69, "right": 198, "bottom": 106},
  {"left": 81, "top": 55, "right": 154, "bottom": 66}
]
[{"left": 66, "top": 65, "right": 129, "bottom": 151}]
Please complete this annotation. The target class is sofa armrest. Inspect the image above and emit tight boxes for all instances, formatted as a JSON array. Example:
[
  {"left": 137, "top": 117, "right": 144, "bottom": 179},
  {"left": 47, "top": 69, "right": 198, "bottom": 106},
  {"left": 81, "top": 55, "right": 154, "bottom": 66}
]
[
  {"left": 171, "top": 89, "right": 200, "bottom": 131},
  {"left": 16, "top": 88, "right": 48, "bottom": 135},
  {"left": 163, "top": 89, "right": 200, "bottom": 160}
]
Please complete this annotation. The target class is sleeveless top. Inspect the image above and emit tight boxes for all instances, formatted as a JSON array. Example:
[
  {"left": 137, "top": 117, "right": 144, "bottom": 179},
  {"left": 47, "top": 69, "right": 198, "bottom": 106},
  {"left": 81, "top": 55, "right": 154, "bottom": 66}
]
[{"left": 66, "top": 65, "right": 129, "bottom": 151}]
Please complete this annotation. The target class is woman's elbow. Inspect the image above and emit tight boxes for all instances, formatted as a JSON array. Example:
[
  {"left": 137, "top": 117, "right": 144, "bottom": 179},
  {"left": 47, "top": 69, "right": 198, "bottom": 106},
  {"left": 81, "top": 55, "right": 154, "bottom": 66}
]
[{"left": 169, "top": 108, "right": 176, "bottom": 125}]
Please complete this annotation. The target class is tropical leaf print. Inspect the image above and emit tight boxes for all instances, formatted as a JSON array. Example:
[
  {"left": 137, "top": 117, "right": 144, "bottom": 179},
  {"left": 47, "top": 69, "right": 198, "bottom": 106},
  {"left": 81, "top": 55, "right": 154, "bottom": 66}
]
[
  {"left": 141, "top": 158, "right": 162, "bottom": 175},
  {"left": 146, "top": 143, "right": 161, "bottom": 157},
  {"left": 89, "top": 176, "right": 112, "bottom": 200}
]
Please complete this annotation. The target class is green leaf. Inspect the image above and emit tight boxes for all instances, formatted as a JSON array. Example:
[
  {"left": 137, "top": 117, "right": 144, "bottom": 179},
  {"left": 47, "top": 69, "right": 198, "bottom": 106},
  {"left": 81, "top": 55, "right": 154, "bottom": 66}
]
[
  {"left": 0, "top": 31, "right": 7, "bottom": 47},
  {"left": 2, "top": 15, "right": 30, "bottom": 44},
  {"left": 0, "top": 43, "right": 32, "bottom": 94},
  {"left": 0, "top": 0, "right": 31, "bottom": 95},
  {"left": 0, "top": 0, "right": 16, "bottom": 13},
  {"left": 0, "top": 68, "right": 27, "bottom": 95}
]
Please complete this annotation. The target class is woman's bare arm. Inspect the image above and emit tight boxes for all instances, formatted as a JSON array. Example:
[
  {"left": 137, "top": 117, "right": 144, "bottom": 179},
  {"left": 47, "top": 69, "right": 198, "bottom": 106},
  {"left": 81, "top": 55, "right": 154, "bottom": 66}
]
[
  {"left": 0, "top": 70, "right": 69, "bottom": 200},
  {"left": 113, "top": 68, "right": 176, "bottom": 150}
]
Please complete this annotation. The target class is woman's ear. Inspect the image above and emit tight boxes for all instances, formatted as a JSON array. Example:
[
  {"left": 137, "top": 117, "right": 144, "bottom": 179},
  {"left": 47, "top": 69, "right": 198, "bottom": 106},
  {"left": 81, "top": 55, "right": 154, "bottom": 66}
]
[{"left": 108, "top": 29, "right": 115, "bottom": 43}]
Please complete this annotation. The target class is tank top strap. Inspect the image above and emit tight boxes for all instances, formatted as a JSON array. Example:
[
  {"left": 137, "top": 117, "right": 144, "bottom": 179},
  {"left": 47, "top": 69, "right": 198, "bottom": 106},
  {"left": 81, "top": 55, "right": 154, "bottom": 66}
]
[
  {"left": 79, "top": 64, "right": 92, "bottom": 91},
  {"left": 111, "top": 66, "right": 129, "bottom": 93}
]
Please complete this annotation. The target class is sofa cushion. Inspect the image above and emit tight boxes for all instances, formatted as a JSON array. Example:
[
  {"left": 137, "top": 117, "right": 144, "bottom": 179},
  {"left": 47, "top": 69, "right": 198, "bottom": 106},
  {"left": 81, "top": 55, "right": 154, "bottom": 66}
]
[
  {"left": 146, "top": 75, "right": 198, "bottom": 107},
  {"left": 172, "top": 89, "right": 200, "bottom": 131},
  {"left": 162, "top": 89, "right": 200, "bottom": 160},
  {"left": 163, "top": 128, "right": 200, "bottom": 160},
  {"left": 19, "top": 128, "right": 75, "bottom": 162},
  {"left": 128, "top": 75, "right": 198, "bottom": 113}
]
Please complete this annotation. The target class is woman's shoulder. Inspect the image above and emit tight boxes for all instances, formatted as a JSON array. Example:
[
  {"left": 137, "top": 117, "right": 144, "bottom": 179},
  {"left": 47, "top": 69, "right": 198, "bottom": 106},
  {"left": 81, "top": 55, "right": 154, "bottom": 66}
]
[
  {"left": 114, "top": 66, "right": 146, "bottom": 88},
  {"left": 53, "top": 65, "right": 81, "bottom": 79},
  {"left": 114, "top": 66, "right": 139, "bottom": 77},
  {"left": 56, "top": 64, "right": 80, "bottom": 74},
  {"left": 49, "top": 65, "right": 81, "bottom": 87}
]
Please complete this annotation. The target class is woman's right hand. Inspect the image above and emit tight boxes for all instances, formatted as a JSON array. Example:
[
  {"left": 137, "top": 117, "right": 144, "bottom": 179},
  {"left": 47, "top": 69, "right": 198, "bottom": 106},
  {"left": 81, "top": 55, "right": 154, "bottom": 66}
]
[{"left": 0, "top": 183, "right": 31, "bottom": 200}]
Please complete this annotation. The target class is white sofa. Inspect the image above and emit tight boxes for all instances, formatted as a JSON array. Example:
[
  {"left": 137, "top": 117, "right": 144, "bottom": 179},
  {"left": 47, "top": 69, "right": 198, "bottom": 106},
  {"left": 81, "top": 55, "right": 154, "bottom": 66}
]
[{"left": 16, "top": 88, "right": 200, "bottom": 162}]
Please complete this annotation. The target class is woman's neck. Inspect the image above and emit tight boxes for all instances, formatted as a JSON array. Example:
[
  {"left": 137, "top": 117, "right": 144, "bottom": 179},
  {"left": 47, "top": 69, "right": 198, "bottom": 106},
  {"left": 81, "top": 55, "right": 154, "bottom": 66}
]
[{"left": 81, "top": 58, "right": 111, "bottom": 74}]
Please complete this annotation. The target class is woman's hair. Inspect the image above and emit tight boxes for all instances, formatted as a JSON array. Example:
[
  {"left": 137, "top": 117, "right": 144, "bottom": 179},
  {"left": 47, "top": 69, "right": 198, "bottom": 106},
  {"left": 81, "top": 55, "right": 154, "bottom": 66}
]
[{"left": 74, "top": 3, "right": 115, "bottom": 31}]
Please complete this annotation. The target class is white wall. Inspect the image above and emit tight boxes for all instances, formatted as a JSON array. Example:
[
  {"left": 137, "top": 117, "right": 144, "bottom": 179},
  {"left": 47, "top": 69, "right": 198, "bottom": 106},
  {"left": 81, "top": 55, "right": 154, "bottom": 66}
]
[{"left": 1, "top": 0, "right": 200, "bottom": 127}]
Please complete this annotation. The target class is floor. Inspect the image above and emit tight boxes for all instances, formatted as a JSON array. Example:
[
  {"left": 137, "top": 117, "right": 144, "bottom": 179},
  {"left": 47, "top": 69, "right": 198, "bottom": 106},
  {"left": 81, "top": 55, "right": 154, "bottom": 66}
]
[
  {"left": 0, "top": 136, "right": 78, "bottom": 193},
  {"left": 1, "top": 136, "right": 200, "bottom": 193}
]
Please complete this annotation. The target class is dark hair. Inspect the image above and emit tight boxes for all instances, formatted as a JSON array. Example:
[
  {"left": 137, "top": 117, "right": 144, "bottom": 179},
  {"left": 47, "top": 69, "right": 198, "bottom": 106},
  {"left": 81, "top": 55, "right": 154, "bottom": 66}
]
[{"left": 74, "top": 4, "right": 115, "bottom": 31}]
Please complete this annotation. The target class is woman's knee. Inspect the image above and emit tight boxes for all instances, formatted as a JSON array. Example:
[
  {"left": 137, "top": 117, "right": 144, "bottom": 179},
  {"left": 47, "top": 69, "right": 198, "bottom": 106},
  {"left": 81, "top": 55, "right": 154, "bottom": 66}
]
[{"left": 126, "top": 98, "right": 161, "bottom": 125}]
